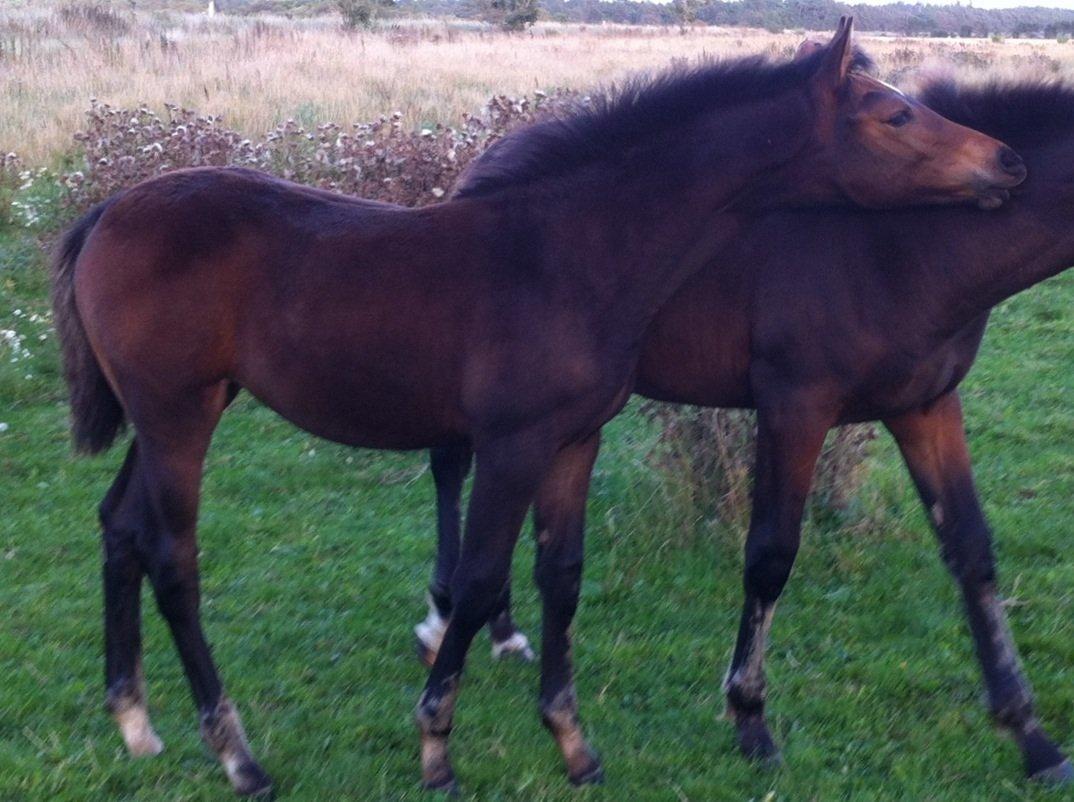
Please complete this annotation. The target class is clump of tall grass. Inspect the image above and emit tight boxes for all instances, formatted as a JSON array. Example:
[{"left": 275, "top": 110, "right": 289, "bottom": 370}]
[
  {"left": 643, "top": 403, "right": 876, "bottom": 537},
  {"left": 0, "top": 152, "right": 22, "bottom": 226}
]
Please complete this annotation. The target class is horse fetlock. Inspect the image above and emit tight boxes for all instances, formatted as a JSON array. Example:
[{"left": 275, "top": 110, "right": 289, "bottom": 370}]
[
  {"left": 107, "top": 682, "right": 164, "bottom": 757},
  {"left": 200, "top": 698, "right": 272, "bottom": 797},
  {"left": 724, "top": 601, "right": 775, "bottom": 721},
  {"left": 724, "top": 671, "right": 767, "bottom": 716},
  {"left": 417, "top": 676, "right": 460, "bottom": 790},
  {"left": 415, "top": 596, "right": 449, "bottom": 667},
  {"left": 724, "top": 670, "right": 779, "bottom": 764},
  {"left": 540, "top": 685, "right": 602, "bottom": 784}
]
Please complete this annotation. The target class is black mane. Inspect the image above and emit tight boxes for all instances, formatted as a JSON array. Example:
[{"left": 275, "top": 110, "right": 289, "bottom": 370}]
[
  {"left": 454, "top": 46, "right": 874, "bottom": 200},
  {"left": 922, "top": 79, "right": 1074, "bottom": 149}
]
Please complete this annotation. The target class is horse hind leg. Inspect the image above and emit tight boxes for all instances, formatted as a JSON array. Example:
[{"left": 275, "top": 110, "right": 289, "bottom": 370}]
[
  {"left": 418, "top": 445, "right": 533, "bottom": 666},
  {"left": 101, "top": 440, "right": 163, "bottom": 757},
  {"left": 126, "top": 382, "right": 271, "bottom": 797},
  {"left": 488, "top": 583, "right": 534, "bottom": 662},
  {"left": 886, "top": 395, "right": 1071, "bottom": 784}
]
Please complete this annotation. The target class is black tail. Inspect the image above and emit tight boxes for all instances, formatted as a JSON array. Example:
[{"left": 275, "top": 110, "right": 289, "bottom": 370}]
[{"left": 50, "top": 198, "right": 125, "bottom": 454}]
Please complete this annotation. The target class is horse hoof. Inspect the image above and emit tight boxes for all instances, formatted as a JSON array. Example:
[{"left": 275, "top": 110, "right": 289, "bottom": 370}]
[
  {"left": 757, "top": 749, "right": 784, "bottom": 770},
  {"left": 126, "top": 730, "right": 164, "bottom": 758},
  {"left": 491, "top": 631, "right": 535, "bottom": 662},
  {"left": 415, "top": 635, "right": 438, "bottom": 668},
  {"left": 568, "top": 763, "right": 605, "bottom": 787},
  {"left": 1031, "top": 759, "right": 1074, "bottom": 785},
  {"left": 736, "top": 716, "right": 781, "bottom": 766},
  {"left": 422, "top": 776, "right": 460, "bottom": 795},
  {"left": 231, "top": 762, "right": 274, "bottom": 798}
]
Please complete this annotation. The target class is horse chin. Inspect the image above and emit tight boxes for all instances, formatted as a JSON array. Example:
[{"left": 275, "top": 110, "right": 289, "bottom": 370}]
[{"left": 976, "top": 187, "right": 1010, "bottom": 210}]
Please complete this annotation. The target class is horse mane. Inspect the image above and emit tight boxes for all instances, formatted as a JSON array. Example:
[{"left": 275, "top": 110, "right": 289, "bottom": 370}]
[
  {"left": 454, "top": 46, "right": 874, "bottom": 200},
  {"left": 921, "top": 78, "right": 1074, "bottom": 148}
]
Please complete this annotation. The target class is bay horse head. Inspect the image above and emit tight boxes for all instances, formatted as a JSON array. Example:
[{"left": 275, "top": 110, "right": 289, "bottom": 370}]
[{"left": 795, "top": 17, "right": 1025, "bottom": 210}]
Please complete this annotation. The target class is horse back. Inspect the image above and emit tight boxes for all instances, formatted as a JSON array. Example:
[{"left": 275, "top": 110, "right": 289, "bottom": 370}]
[{"left": 73, "top": 168, "right": 488, "bottom": 447}]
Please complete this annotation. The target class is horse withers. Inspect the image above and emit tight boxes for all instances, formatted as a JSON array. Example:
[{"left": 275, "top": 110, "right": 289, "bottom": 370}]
[{"left": 52, "top": 19, "right": 1025, "bottom": 796}]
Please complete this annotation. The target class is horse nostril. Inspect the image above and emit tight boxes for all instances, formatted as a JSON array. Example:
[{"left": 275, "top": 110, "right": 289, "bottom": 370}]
[{"left": 999, "top": 146, "right": 1025, "bottom": 177}]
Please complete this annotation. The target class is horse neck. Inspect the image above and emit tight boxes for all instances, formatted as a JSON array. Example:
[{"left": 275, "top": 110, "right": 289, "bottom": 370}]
[{"left": 546, "top": 95, "right": 815, "bottom": 329}]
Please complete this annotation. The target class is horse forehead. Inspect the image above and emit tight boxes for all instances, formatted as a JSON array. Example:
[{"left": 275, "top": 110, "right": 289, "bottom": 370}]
[{"left": 849, "top": 73, "right": 907, "bottom": 101}]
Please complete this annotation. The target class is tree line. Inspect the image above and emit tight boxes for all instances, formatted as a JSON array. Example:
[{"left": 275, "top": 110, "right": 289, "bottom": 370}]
[{"left": 218, "top": 0, "right": 1074, "bottom": 37}]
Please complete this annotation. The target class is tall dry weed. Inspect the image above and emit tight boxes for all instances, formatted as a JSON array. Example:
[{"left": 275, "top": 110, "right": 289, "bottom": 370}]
[
  {"left": 63, "top": 92, "right": 576, "bottom": 210},
  {"left": 643, "top": 403, "right": 877, "bottom": 539}
]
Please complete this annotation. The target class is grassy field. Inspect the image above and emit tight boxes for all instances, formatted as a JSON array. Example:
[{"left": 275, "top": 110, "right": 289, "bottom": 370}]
[
  {"left": 3, "top": 5, "right": 1074, "bottom": 801},
  {"left": 7, "top": 4, "right": 1074, "bottom": 165},
  {"left": 3, "top": 214, "right": 1074, "bottom": 801}
]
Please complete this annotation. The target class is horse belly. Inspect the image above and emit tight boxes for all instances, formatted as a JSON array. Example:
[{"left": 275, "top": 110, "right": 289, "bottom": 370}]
[{"left": 236, "top": 335, "right": 466, "bottom": 451}]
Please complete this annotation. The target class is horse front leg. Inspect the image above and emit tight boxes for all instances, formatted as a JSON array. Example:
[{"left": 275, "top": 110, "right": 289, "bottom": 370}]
[
  {"left": 416, "top": 437, "right": 551, "bottom": 792},
  {"left": 418, "top": 445, "right": 532, "bottom": 667},
  {"left": 885, "top": 391, "right": 1071, "bottom": 784},
  {"left": 532, "top": 434, "right": 603, "bottom": 785},
  {"left": 724, "top": 400, "right": 831, "bottom": 764}
]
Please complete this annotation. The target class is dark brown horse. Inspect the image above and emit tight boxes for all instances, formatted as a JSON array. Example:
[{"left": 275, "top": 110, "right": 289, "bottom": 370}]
[
  {"left": 52, "top": 20, "right": 1026, "bottom": 797},
  {"left": 422, "top": 77, "right": 1074, "bottom": 784}
]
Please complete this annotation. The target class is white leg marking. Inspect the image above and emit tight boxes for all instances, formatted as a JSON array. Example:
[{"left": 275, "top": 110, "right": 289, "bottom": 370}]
[
  {"left": 980, "top": 588, "right": 1025, "bottom": 679},
  {"left": 114, "top": 701, "right": 164, "bottom": 757},
  {"left": 415, "top": 595, "right": 448, "bottom": 654},
  {"left": 491, "top": 630, "right": 535, "bottom": 661},
  {"left": 931, "top": 502, "right": 945, "bottom": 528},
  {"left": 201, "top": 698, "right": 266, "bottom": 794},
  {"left": 725, "top": 603, "right": 776, "bottom": 705}
]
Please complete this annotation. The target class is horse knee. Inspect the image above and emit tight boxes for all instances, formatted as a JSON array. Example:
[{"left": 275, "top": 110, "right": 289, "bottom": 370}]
[{"left": 450, "top": 569, "right": 508, "bottom": 625}]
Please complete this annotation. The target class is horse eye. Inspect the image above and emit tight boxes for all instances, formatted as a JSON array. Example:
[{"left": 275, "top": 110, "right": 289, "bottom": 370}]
[{"left": 886, "top": 109, "right": 912, "bottom": 128}]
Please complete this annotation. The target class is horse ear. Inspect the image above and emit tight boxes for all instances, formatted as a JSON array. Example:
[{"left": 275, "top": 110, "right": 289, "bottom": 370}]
[
  {"left": 794, "top": 38, "right": 826, "bottom": 61},
  {"left": 813, "top": 16, "right": 855, "bottom": 91}
]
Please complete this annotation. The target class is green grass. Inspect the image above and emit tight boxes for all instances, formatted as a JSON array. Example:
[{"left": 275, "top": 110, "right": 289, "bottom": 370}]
[{"left": 2, "top": 219, "right": 1073, "bottom": 802}]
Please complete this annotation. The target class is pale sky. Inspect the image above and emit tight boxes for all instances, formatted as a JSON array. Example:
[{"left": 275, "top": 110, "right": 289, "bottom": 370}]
[{"left": 851, "top": 0, "right": 1074, "bottom": 8}]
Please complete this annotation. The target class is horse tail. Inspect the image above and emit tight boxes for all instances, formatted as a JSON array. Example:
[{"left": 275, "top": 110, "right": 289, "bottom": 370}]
[{"left": 50, "top": 198, "right": 125, "bottom": 454}]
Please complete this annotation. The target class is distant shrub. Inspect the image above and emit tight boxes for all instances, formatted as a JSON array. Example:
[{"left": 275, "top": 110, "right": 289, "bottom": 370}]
[
  {"left": 476, "top": 0, "right": 540, "bottom": 31},
  {"left": 336, "top": 0, "right": 395, "bottom": 28},
  {"left": 62, "top": 92, "right": 578, "bottom": 211},
  {"left": 57, "top": 4, "right": 131, "bottom": 36},
  {"left": 643, "top": 404, "right": 876, "bottom": 534}
]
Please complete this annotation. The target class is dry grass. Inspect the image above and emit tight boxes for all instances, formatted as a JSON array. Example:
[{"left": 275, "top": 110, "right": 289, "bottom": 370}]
[
  {"left": 641, "top": 404, "right": 878, "bottom": 538},
  {"left": 6, "top": 3, "right": 1074, "bottom": 165}
]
